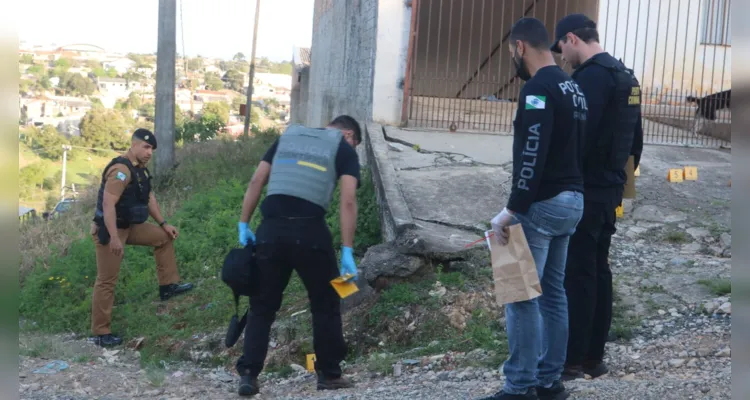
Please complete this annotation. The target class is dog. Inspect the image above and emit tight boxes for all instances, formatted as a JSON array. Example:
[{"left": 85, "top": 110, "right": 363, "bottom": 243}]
[{"left": 685, "top": 89, "right": 731, "bottom": 121}]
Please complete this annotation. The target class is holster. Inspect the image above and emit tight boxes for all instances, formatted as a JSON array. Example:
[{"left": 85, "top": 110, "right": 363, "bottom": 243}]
[{"left": 96, "top": 221, "right": 111, "bottom": 246}]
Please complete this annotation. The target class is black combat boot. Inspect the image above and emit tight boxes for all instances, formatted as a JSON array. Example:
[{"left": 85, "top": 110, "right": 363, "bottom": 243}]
[
  {"left": 316, "top": 372, "right": 355, "bottom": 390},
  {"left": 582, "top": 360, "right": 609, "bottom": 378},
  {"left": 92, "top": 334, "right": 123, "bottom": 347},
  {"left": 159, "top": 283, "right": 194, "bottom": 301},
  {"left": 238, "top": 375, "right": 260, "bottom": 397}
]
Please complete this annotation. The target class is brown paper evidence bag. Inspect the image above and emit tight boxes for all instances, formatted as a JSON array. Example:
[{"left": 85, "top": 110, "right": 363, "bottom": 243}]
[{"left": 486, "top": 224, "right": 542, "bottom": 306}]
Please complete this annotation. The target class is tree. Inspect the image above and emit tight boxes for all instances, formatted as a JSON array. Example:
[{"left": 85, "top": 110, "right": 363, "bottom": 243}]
[
  {"left": 25, "top": 125, "right": 68, "bottom": 161},
  {"left": 204, "top": 72, "right": 224, "bottom": 91},
  {"left": 202, "top": 101, "right": 230, "bottom": 126},
  {"left": 224, "top": 70, "right": 245, "bottom": 92},
  {"left": 79, "top": 108, "right": 131, "bottom": 150},
  {"left": 20, "top": 54, "right": 34, "bottom": 64},
  {"left": 175, "top": 115, "right": 224, "bottom": 144},
  {"left": 187, "top": 57, "right": 204, "bottom": 72},
  {"left": 105, "top": 67, "right": 118, "bottom": 78},
  {"left": 233, "top": 52, "right": 246, "bottom": 62},
  {"left": 128, "top": 92, "right": 142, "bottom": 110},
  {"left": 124, "top": 70, "right": 144, "bottom": 83},
  {"left": 20, "top": 163, "right": 48, "bottom": 198},
  {"left": 90, "top": 98, "right": 104, "bottom": 109},
  {"left": 64, "top": 74, "right": 96, "bottom": 96},
  {"left": 139, "top": 103, "right": 156, "bottom": 120},
  {"left": 27, "top": 65, "right": 44, "bottom": 79},
  {"left": 39, "top": 76, "right": 51, "bottom": 90}
]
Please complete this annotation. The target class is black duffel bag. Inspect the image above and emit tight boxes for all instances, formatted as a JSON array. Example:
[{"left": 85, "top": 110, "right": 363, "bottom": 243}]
[{"left": 221, "top": 244, "right": 257, "bottom": 348}]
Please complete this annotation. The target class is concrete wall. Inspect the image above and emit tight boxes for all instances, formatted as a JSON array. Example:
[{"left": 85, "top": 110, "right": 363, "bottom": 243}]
[
  {"left": 306, "top": 0, "right": 378, "bottom": 129},
  {"left": 598, "top": 0, "right": 731, "bottom": 100},
  {"left": 409, "top": 0, "right": 597, "bottom": 99},
  {"left": 290, "top": 65, "right": 310, "bottom": 125},
  {"left": 371, "top": 0, "right": 412, "bottom": 125}
]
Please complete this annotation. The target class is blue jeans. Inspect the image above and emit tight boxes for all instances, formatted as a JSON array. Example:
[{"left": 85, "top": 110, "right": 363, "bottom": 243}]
[{"left": 502, "top": 190, "right": 584, "bottom": 394}]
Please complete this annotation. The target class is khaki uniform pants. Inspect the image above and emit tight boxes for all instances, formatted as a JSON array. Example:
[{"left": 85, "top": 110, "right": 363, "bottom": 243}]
[{"left": 90, "top": 223, "right": 180, "bottom": 335}]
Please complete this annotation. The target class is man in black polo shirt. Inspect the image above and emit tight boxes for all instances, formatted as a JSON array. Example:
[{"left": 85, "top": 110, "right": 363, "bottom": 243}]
[
  {"left": 234, "top": 115, "right": 362, "bottom": 397},
  {"left": 551, "top": 14, "right": 644, "bottom": 381}
]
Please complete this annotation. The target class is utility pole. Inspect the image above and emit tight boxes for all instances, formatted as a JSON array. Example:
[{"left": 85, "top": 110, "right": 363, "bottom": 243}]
[
  {"left": 154, "top": 0, "right": 177, "bottom": 176},
  {"left": 60, "top": 145, "right": 71, "bottom": 200},
  {"left": 243, "top": 0, "right": 262, "bottom": 138}
]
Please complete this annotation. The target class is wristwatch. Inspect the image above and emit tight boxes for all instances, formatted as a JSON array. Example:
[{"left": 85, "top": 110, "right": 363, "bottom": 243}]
[{"left": 159, "top": 220, "right": 168, "bottom": 227}]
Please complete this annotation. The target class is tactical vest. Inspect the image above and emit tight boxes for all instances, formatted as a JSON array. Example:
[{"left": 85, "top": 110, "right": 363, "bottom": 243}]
[
  {"left": 266, "top": 124, "right": 341, "bottom": 210},
  {"left": 93, "top": 156, "right": 152, "bottom": 228},
  {"left": 577, "top": 56, "right": 641, "bottom": 172}
]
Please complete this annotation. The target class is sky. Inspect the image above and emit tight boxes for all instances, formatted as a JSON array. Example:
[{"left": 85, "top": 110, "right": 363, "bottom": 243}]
[{"left": 17, "top": 0, "right": 314, "bottom": 62}]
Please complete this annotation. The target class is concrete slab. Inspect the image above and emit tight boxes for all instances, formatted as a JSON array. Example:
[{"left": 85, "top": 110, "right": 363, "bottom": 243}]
[
  {"left": 384, "top": 126, "right": 514, "bottom": 165},
  {"left": 396, "top": 166, "right": 510, "bottom": 231},
  {"left": 387, "top": 141, "right": 478, "bottom": 171},
  {"left": 410, "top": 220, "right": 485, "bottom": 254}
]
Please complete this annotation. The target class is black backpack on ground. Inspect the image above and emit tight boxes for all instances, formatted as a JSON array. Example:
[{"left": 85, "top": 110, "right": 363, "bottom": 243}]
[{"left": 221, "top": 244, "right": 257, "bottom": 348}]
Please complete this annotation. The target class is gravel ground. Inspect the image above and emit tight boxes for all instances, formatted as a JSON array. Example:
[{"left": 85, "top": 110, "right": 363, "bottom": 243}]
[{"left": 19, "top": 146, "right": 732, "bottom": 399}]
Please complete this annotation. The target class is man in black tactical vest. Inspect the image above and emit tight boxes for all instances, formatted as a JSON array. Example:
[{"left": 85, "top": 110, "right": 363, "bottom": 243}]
[
  {"left": 551, "top": 14, "right": 644, "bottom": 381},
  {"left": 233, "top": 115, "right": 362, "bottom": 397},
  {"left": 89, "top": 128, "right": 194, "bottom": 347}
]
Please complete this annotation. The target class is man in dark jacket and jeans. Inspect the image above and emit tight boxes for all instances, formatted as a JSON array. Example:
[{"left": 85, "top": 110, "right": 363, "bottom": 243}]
[
  {"left": 478, "top": 17, "right": 585, "bottom": 400},
  {"left": 551, "top": 13, "right": 644, "bottom": 381}
]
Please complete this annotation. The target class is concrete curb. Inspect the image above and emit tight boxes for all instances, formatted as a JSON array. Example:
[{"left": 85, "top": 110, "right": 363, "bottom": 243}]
[{"left": 364, "top": 123, "right": 416, "bottom": 242}]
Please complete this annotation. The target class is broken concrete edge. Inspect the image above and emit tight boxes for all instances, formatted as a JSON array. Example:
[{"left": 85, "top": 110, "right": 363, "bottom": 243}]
[{"left": 364, "top": 123, "right": 416, "bottom": 242}]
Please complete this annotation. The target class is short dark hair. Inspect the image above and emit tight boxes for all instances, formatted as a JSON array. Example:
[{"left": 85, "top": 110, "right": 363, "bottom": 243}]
[
  {"left": 328, "top": 115, "right": 362, "bottom": 143},
  {"left": 564, "top": 27, "right": 600, "bottom": 44},
  {"left": 509, "top": 17, "right": 551, "bottom": 50}
]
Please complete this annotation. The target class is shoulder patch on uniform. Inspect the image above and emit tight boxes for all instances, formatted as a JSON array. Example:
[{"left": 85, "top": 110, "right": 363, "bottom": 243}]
[
  {"left": 525, "top": 95, "right": 546, "bottom": 110},
  {"left": 116, "top": 171, "right": 127, "bottom": 182}
]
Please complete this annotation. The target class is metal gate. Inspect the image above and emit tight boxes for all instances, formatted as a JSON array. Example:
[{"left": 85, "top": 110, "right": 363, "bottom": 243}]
[{"left": 403, "top": 0, "right": 731, "bottom": 148}]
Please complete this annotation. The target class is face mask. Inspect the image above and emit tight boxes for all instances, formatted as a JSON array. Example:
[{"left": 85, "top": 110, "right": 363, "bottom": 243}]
[{"left": 513, "top": 48, "right": 531, "bottom": 81}]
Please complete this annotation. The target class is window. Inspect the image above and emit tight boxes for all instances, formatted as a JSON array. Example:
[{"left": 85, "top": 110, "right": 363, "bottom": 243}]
[{"left": 701, "top": 0, "right": 731, "bottom": 45}]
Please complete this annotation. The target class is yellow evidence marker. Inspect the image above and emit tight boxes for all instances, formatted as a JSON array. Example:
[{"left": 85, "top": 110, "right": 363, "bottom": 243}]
[
  {"left": 667, "top": 169, "right": 684, "bottom": 182},
  {"left": 306, "top": 354, "right": 317, "bottom": 372},
  {"left": 683, "top": 166, "right": 698, "bottom": 181}
]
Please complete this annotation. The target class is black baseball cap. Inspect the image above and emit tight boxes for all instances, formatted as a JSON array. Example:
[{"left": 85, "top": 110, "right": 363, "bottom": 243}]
[
  {"left": 550, "top": 13, "right": 597, "bottom": 53},
  {"left": 132, "top": 128, "right": 157, "bottom": 149}
]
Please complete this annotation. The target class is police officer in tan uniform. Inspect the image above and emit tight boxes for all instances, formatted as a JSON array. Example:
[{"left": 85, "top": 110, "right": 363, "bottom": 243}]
[{"left": 90, "top": 128, "right": 193, "bottom": 347}]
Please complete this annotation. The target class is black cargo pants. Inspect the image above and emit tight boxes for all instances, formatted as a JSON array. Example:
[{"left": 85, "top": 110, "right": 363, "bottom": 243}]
[
  {"left": 235, "top": 218, "right": 347, "bottom": 378},
  {"left": 564, "top": 198, "right": 618, "bottom": 366}
]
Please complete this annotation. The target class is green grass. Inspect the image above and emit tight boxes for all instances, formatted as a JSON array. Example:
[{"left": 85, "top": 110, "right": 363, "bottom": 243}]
[
  {"left": 19, "top": 131, "right": 382, "bottom": 365},
  {"left": 698, "top": 278, "right": 732, "bottom": 296},
  {"left": 663, "top": 230, "right": 690, "bottom": 244},
  {"left": 610, "top": 289, "right": 642, "bottom": 341}
]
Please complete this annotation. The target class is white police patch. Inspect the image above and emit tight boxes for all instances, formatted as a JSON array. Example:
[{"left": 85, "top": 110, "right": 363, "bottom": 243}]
[{"left": 116, "top": 171, "right": 127, "bottom": 182}]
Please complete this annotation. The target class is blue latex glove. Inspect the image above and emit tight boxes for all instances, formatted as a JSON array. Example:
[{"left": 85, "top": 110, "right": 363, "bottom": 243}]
[
  {"left": 340, "top": 246, "right": 358, "bottom": 281},
  {"left": 238, "top": 222, "right": 255, "bottom": 246}
]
